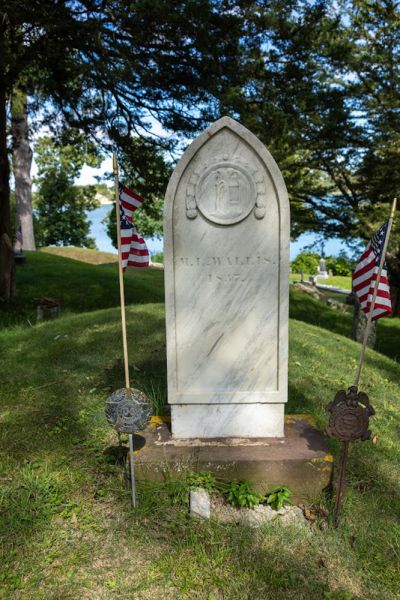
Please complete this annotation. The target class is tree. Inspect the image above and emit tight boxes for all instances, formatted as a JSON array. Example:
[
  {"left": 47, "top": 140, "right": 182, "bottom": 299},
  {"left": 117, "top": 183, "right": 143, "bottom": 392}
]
[
  {"left": 329, "top": 0, "right": 400, "bottom": 312},
  {"left": 326, "top": 252, "right": 354, "bottom": 276},
  {"left": 12, "top": 85, "right": 35, "bottom": 251},
  {"left": 216, "top": 0, "right": 364, "bottom": 239},
  {"left": 291, "top": 252, "right": 321, "bottom": 275},
  {"left": 105, "top": 137, "right": 172, "bottom": 247},
  {"left": 34, "top": 134, "right": 100, "bottom": 248},
  {"left": 3, "top": 1, "right": 399, "bottom": 306},
  {"left": 347, "top": 0, "right": 400, "bottom": 210},
  {"left": 217, "top": 1, "right": 400, "bottom": 312},
  {"left": 0, "top": 0, "right": 251, "bottom": 299}
]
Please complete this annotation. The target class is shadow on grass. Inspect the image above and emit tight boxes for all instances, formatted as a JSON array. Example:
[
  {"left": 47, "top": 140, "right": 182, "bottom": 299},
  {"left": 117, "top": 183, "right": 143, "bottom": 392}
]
[
  {"left": 0, "top": 305, "right": 167, "bottom": 455},
  {"left": 1, "top": 305, "right": 400, "bottom": 595},
  {"left": 289, "top": 289, "right": 352, "bottom": 338},
  {"left": 290, "top": 288, "right": 400, "bottom": 364},
  {"left": 2, "top": 252, "right": 165, "bottom": 328},
  {"left": 137, "top": 497, "right": 364, "bottom": 599},
  {"left": 0, "top": 305, "right": 169, "bottom": 565}
]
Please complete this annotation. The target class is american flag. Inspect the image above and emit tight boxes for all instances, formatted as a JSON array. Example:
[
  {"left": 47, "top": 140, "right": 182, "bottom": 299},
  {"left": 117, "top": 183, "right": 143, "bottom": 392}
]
[
  {"left": 119, "top": 184, "right": 149, "bottom": 270},
  {"left": 352, "top": 222, "right": 392, "bottom": 321}
]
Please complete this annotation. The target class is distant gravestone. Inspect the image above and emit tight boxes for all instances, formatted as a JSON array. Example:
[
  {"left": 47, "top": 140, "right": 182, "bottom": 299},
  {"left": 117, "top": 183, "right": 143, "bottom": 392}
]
[
  {"left": 164, "top": 117, "right": 290, "bottom": 438},
  {"left": 317, "top": 257, "right": 329, "bottom": 280}
]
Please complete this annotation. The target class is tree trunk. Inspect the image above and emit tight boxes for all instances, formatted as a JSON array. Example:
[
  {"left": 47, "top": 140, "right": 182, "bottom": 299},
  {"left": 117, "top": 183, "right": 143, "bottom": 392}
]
[
  {"left": 350, "top": 274, "right": 377, "bottom": 348},
  {"left": 0, "top": 50, "right": 15, "bottom": 299},
  {"left": 12, "top": 87, "right": 35, "bottom": 251},
  {"left": 352, "top": 297, "right": 377, "bottom": 348},
  {"left": 387, "top": 254, "right": 400, "bottom": 317}
]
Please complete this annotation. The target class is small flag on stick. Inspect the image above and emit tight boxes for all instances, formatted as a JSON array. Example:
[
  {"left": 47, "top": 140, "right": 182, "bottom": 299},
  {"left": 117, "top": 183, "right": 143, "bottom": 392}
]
[
  {"left": 111, "top": 153, "right": 151, "bottom": 509},
  {"left": 330, "top": 199, "right": 396, "bottom": 528},
  {"left": 120, "top": 185, "right": 144, "bottom": 217},
  {"left": 352, "top": 222, "right": 392, "bottom": 321},
  {"left": 119, "top": 184, "right": 149, "bottom": 270}
]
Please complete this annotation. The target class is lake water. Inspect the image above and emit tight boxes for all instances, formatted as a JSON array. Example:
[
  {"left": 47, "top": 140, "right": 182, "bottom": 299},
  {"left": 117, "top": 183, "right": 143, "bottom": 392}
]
[
  {"left": 88, "top": 205, "right": 346, "bottom": 259},
  {"left": 88, "top": 205, "right": 163, "bottom": 256}
]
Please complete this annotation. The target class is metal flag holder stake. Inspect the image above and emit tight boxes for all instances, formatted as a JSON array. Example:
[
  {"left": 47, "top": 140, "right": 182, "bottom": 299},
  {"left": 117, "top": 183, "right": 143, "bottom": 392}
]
[
  {"left": 128, "top": 431, "right": 136, "bottom": 504},
  {"left": 326, "top": 386, "right": 375, "bottom": 527},
  {"left": 326, "top": 198, "right": 397, "bottom": 527},
  {"left": 105, "top": 387, "right": 152, "bottom": 507},
  {"left": 103, "top": 154, "right": 152, "bottom": 508}
]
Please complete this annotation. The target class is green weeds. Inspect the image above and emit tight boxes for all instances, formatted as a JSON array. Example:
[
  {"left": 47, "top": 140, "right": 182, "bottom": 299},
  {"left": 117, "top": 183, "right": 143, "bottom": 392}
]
[
  {"left": 224, "top": 480, "right": 264, "bottom": 509},
  {"left": 266, "top": 486, "right": 293, "bottom": 511}
]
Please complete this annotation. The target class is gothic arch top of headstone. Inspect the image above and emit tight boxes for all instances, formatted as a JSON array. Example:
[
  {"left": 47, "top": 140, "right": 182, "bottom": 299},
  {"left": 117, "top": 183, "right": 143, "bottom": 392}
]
[{"left": 164, "top": 116, "right": 289, "bottom": 228}]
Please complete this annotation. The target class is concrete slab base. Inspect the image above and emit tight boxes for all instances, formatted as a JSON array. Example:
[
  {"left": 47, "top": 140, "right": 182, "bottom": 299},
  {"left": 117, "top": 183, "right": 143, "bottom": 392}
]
[{"left": 134, "top": 415, "right": 333, "bottom": 501}]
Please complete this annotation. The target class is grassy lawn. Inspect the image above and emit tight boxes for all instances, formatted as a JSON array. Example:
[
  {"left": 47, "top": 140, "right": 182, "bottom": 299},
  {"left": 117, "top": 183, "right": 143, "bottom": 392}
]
[
  {"left": 289, "top": 284, "right": 400, "bottom": 364},
  {"left": 41, "top": 246, "right": 119, "bottom": 265},
  {"left": 290, "top": 272, "right": 352, "bottom": 290},
  {"left": 1, "top": 251, "right": 400, "bottom": 598},
  {"left": 1, "top": 250, "right": 164, "bottom": 328}
]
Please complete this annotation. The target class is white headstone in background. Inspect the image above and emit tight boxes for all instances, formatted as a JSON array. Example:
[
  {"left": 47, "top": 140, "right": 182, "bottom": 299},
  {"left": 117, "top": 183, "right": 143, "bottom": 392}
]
[
  {"left": 164, "top": 117, "right": 290, "bottom": 438},
  {"left": 317, "top": 257, "right": 329, "bottom": 279}
]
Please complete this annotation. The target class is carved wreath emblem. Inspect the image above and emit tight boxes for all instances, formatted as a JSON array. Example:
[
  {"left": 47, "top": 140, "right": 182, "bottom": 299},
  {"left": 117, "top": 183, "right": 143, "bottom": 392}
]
[
  {"left": 186, "top": 155, "right": 266, "bottom": 225},
  {"left": 325, "top": 386, "right": 375, "bottom": 442}
]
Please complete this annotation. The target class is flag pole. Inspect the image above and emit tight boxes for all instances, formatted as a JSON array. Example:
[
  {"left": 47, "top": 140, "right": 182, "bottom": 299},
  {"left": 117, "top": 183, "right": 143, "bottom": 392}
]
[
  {"left": 332, "top": 198, "right": 397, "bottom": 527},
  {"left": 113, "top": 153, "right": 130, "bottom": 390},
  {"left": 353, "top": 197, "right": 397, "bottom": 389},
  {"left": 113, "top": 152, "right": 136, "bottom": 508}
]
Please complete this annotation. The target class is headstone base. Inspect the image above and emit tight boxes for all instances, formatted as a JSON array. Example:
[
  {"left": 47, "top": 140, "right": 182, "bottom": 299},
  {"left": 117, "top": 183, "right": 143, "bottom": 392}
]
[
  {"left": 171, "top": 404, "right": 284, "bottom": 438},
  {"left": 134, "top": 415, "right": 333, "bottom": 502}
]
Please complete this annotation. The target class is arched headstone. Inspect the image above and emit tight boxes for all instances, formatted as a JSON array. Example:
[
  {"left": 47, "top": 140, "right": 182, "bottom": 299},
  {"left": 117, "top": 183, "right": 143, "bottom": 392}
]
[{"left": 164, "top": 117, "right": 290, "bottom": 438}]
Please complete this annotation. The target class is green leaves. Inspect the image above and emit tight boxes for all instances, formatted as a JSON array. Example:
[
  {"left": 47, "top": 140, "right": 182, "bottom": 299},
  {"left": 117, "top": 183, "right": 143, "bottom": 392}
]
[
  {"left": 266, "top": 486, "right": 292, "bottom": 511},
  {"left": 33, "top": 133, "right": 100, "bottom": 248},
  {"left": 224, "top": 480, "right": 264, "bottom": 509},
  {"left": 186, "top": 470, "right": 218, "bottom": 494},
  {"left": 223, "top": 481, "right": 293, "bottom": 511},
  {"left": 169, "top": 470, "right": 218, "bottom": 505},
  {"left": 291, "top": 251, "right": 321, "bottom": 275},
  {"left": 34, "top": 134, "right": 102, "bottom": 183}
]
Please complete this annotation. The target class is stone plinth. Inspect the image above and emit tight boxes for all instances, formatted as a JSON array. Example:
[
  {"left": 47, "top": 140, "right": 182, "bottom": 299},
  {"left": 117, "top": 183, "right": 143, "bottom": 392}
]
[
  {"left": 134, "top": 416, "right": 333, "bottom": 501},
  {"left": 164, "top": 116, "right": 290, "bottom": 438},
  {"left": 316, "top": 271, "right": 329, "bottom": 280}
]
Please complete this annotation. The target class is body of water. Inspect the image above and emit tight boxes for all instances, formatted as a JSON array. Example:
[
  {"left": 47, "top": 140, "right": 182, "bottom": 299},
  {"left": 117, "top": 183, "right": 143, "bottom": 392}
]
[
  {"left": 88, "top": 205, "right": 163, "bottom": 256},
  {"left": 88, "top": 205, "right": 348, "bottom": 259}
]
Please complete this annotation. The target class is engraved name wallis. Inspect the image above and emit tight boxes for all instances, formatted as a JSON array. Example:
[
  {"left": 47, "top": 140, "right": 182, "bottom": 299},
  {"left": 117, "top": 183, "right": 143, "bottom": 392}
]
[{"left": 177, "top": 255, "right": 273, "bottom": 267}]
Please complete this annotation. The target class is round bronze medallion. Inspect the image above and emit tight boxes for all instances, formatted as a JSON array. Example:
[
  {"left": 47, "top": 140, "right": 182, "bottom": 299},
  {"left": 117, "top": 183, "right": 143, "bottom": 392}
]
[{"left": 326, "top": 386, "right": 375, "bottom": 442}]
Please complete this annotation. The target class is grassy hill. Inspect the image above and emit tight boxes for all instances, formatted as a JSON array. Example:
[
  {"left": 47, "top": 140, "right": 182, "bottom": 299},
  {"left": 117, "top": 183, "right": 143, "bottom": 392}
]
[
  {"left": 289, "top": 272, "right": 352, "bottom": 290},
  {"left": 1, "top": 249, "right": 164, "bottom": 328},
  {"left": 1, "top": 251, "right": 400, "bottom": 599}
]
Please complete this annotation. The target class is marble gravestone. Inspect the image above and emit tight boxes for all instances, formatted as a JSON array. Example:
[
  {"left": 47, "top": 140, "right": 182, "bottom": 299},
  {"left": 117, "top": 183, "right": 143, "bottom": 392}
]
[
  {"left": 317, "top": 257, "right": 329, "bottom": 280},
  {"left": 164, "top": 117, "right": 290, "bottom": 438}
]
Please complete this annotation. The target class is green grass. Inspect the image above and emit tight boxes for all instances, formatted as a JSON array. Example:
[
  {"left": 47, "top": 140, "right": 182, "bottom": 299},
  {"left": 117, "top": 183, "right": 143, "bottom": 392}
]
[
  {"left": 1, "top": 250, "right": 164, "bottom": 328},
  {"left": 1, "top": 251, "right": 400, "bottom": 598},
  {"left": 290, "top": 273, "right": 352, "bottom": 290},
  {"left": 41, "top": 245, "right": 119, "bottom": 264},
  {"left": 289, "top": 285, "right": 400, "bottom": 364}
]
